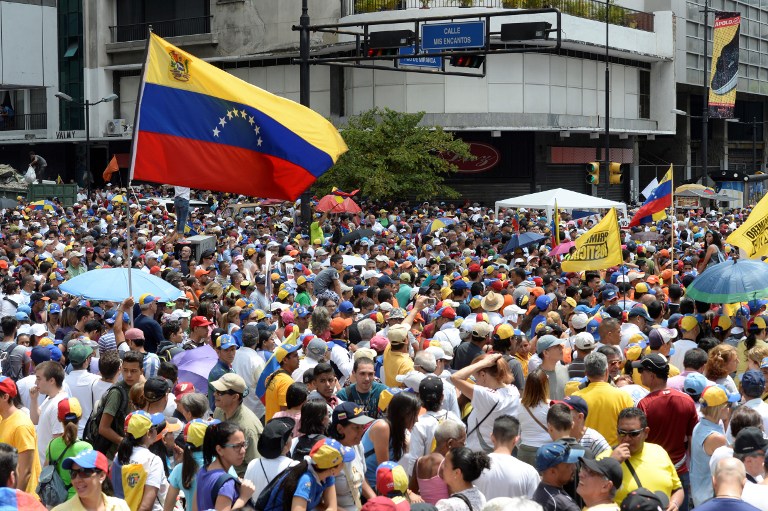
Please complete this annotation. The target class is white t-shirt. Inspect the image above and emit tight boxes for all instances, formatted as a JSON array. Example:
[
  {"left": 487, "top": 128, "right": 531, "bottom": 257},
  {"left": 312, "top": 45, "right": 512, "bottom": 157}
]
[
  {"left": 517, "top": 401, "right": 552, "bottom": 447},
  {"left": 475, "top": 452, "right": 540, "bottom": 500},
  {"left": 37, "top": 390, "right": 69, "bottom": 465},
  {"left": 466, "top": 385, "right": 520, "bottom": 453},
  {"left": 63, "top": 369, "right": 101, "bottom": 438},
  {"left": 742, "top": 480, "right": 768, "bottom": 511},
  {"left": 244, "top": 455, "right": 298, "bottom": 498},
  {"left": 670, "top": 339, "right": 698, "bottom": 369},
  {"left": 126, "top": 446, "right": 168, "bottom": 511},
  {"left": 401, "top": 409, "right": 462, "bottom": 475}
]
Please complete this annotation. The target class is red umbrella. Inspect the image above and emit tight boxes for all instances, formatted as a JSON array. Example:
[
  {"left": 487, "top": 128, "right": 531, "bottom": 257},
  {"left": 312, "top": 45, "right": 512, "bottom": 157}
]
[{"left": 316, "top": 194, "right": 361, "bottom": 213}]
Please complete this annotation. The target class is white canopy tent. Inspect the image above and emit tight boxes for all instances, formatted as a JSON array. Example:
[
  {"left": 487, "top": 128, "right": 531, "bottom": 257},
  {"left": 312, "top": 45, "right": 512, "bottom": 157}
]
[{"left": 495, "top": 188, "right": 627, "bottom": 222}]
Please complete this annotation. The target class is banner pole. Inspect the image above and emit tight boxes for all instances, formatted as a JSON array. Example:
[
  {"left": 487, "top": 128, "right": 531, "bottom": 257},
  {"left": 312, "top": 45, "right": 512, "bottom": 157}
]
[{"left": 670, "top": 164, "right": 675, "bottom": 267}]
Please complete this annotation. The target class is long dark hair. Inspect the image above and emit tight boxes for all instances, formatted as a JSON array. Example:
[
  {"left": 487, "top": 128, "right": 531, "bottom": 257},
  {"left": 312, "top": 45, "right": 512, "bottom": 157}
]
[
  {"left": 117, "top": 428, "right": 153, "bottom": 465},
  {"left": 387, "top": 392, "right": 421, "bottom": 461},
  {"left": 275, "top": 460, "right": 310, "bottom": 511},
  {"left": 298, "top": 400, "right": 328, "bottom": 435},
  {"left": 203, "top": 421, "right": 242, "bottom": 468},
  {"left": 181, "top": 442, "right": 200, "bottom": 489},
  {"left": 448, "top": 446, "right": 491, "bottom": 482},
  {"left": 706, "top": 230, "right": 723, "bottom": 250}
]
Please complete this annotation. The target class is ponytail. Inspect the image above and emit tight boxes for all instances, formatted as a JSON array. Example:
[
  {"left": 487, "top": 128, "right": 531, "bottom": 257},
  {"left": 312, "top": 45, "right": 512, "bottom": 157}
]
[
  {"left": 117, "top": 433, "right": 144, "bottom": 465},
  {"left": 62, "top": 420, "right": 78, "bottom": 447},
  {"left": 181, "top": 443, "right": 199, "bottom": 490}
]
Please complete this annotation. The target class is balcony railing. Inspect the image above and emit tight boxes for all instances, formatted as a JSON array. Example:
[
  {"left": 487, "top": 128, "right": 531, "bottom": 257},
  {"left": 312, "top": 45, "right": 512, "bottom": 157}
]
[
  {"left": 109, "top": 16, "right": 213, "bottom": 43},
  {"left": 0, "top": 113, "right": 47, "bottom": 132},
  {"left": 344, "top": 0, "right": 654, "bottom": 32}
]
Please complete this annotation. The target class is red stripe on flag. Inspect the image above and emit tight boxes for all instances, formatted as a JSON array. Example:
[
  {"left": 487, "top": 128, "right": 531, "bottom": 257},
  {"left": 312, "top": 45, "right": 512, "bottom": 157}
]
[{"left": 133, "top": 132, "right": 318, "bottom": 200}]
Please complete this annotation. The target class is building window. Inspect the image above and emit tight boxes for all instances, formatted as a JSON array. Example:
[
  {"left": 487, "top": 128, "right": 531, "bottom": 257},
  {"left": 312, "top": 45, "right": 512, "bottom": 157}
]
[
  {"left": 639, "top": 69, "right": 650, "bottom": 119},
  {"left": 58, "top": 0, "right": 84, "bottom": 130}
]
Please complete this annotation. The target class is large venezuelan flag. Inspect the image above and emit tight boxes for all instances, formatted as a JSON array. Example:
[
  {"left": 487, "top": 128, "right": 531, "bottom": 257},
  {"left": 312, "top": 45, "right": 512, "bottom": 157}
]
[
  {"left": 628, "top": 166, "right": 673, "bottom": 227},
  {"left": 130, "top": 34, "right": 348, "bottom": 200}
]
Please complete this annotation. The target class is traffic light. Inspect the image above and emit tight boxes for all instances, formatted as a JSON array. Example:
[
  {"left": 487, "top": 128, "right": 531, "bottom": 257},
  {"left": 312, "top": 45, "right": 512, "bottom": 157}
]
[
  {"left": 449, "top": 54, "right": 485, "bottom": 68},
  {"left": 609, "top": 162, "right": 627, "bottom": 185},
  {"left": 585, "top": 162, "right": 600, "bottom": 185},
  {"left": 367, "top": 47, "right": 398, "bottom": 57},
  {"left": 364, "top": 30, "right": 415, "bottom": 59}
]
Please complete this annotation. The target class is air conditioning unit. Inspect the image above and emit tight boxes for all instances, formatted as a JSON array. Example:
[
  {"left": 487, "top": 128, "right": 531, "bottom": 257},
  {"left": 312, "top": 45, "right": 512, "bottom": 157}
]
[{"left": 105, "top": 118, "right": 126, "bottom": 137}]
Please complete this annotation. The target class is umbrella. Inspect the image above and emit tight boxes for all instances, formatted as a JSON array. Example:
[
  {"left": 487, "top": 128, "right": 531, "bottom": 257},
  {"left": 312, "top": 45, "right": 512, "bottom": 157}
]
[
  {"left": 339, "top": 197, "right": 362, "bottom": 214},
  {"left": 684, "top": 259, "right": 768, "bottom": 303},
  {"left": 316, "top": 194, "right": 361, "bottom": 213},
  {"left": 0, "top": 197, "right": 18, "bottom": 209},
  {"left": 111, "top": 194, "right": 127, "bottom": 204},
  {"left": 549, "top": 241, "right": 575, "bottom": 256},
  {"left": 29, "top": 200, "right": 55, "bottom": 211},
  {"left": 173, "top": 344, "right": 218, "bottom": 394},
  {"left": 631, "top": 232, "right": 664, "bottom": 242},
  {"left": 339, "top": 228, "right": 376, "bottom": 244},
  {"left": 59, "top": 268, "right": 183, "bottom": 302},
  {"left": 501, "top": 232, "right": 548, "bottom": 254},
  {"left": 323, "top": 255, "right": 367, "bottom": 267},
  {"left": 423, "top": 217, "right": 458, "bottom": 234}
]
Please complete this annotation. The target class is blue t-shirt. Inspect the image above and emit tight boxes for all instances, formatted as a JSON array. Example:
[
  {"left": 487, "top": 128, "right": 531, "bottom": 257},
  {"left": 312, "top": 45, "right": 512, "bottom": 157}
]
[
  {"left": 693, "top": 498, "right": 759, "bottom": 511},
  {"left": 195, "top": 466, "right": 239, "bottom": 511},
  {"left": 264, "top": 466, "right": 334, "bottom": 511},
  {"left": 169, "top": 453, "right": 237, "bottom": 511}
]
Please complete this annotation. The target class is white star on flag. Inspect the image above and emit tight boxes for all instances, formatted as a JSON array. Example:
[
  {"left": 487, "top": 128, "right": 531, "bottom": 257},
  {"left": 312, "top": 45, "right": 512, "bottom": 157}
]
[{"left": 211, "top": 106, "right": 265, "bottom": 149}]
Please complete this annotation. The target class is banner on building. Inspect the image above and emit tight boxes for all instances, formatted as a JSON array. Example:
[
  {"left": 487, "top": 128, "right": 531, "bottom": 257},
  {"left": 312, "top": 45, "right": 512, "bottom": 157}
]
[{"left": 708, "top": 12, "right": 740, "bottom": 118}]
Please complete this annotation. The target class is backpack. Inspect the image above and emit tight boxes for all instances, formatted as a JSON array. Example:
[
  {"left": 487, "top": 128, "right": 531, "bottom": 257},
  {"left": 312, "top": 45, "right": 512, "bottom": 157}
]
[
  {"left": 36, "top": 443, "right": 72, "bottom": 507},
  {"left": 0, "top": 342, "right": 20, "bottom": 381},
  {"left": 211, "top": 473, "right": 241, "bottom": 507},
  {"left": 254, "top": 466, "right": 292, "bottom": 511},
  {"left": 158, "top": 343, "right": 183, "bottom": 364},
  {"left": 83, "top": 383, "right": 129, "bottom": 453},
  {"left": 292, "top": 434, "right": 325, "bottom": 461}
]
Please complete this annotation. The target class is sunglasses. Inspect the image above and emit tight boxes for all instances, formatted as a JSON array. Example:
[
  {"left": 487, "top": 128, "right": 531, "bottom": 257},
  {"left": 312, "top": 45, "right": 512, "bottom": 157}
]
[
  {"left": 70, "top": 468, "right": 99, "bottom": 479},
  {"left": 617, "top": 428, "right": 645, "bottom": 438},
  {"left": 214, "top": 389, "right": 238, "bottom": 396}
]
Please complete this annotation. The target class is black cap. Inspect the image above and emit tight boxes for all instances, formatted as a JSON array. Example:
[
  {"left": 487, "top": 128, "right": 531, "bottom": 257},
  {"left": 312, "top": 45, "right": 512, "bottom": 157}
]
[
  {"left": 580, "top": 457, "right": 623, "bottom": 490},
  {"left": 200, "top": 249, "right": 215, "bottom": 260},
  {"left": 631, "top": 353, "right": 670, "bottom": 378},
  {"left": 418, "top": 375, "right": 443, "bottom": 401},
  {"left": 604, "top": 305, "right": 624, "bottom": 319},
  {"left": 144, "top": 377, "right": 171, "bottom": 402},
  {"left": 257, "top": 417, "right": 295, "bottom": 459},
  {"left": 621, "top": 488, "right": 669, "bottom": 511},
  {"left": 734, "top": 426, "right": 768, "bottom": 455}
]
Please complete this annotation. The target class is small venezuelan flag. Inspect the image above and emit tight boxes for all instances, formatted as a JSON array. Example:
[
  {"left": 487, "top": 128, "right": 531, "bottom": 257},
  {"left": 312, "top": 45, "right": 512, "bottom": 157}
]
[
  {"left": 629, "top": 166, "right": 673, "bottom": 227},
  {"left": 130, "top": 33, "right": 347, "bottom": 200}
]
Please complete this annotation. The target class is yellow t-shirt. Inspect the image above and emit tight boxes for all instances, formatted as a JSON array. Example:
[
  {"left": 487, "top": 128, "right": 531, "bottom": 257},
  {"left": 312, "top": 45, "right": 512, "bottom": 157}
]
[
  {"left": 0, "top": 409, "right": 41, "bottom": 496},
  {"left": 573, "top": 382, "right": 634, "bottom": 447},
  {"left": 613, "top": 442, "right": 682, "bottom": 504},
  {"left": 738, "top": 339, "right": 768, "bottom": 377},
  {"left": 383, "top": 344, "right": 414, "bottom": 388},
  {"left": 265, "top": 370, "right": 294, "bottom": 422}
]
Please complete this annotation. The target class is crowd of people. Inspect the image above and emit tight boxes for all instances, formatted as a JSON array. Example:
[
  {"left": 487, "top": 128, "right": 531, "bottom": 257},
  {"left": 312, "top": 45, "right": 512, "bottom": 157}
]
[{"left": 0, "top": 184, "right": 764, "bottom": 511}]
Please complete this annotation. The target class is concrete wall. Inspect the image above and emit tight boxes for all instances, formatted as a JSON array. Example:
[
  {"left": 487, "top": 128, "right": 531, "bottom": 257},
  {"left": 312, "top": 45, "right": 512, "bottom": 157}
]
[{"left": 0, "top": 1, "right": 57, "bottom": 88}]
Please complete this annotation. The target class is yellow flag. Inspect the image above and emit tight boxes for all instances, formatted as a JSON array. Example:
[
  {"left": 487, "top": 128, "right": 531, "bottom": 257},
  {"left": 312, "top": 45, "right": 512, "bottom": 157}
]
[
  {"left": 727, "top": 193, "right": 768, "bottom": 258},
  {"left": 561, "top": 208, "right": 623, "bottom": 272}
]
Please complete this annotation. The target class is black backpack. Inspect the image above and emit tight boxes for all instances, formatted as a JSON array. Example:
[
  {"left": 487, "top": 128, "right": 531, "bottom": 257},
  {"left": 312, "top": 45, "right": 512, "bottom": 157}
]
[
  {"left": 254, "top": 466, "right": 292, "bottom": 511},
  {"left": 82, "top": 383, "right": 129, "bottom": 453},
  {"left": 291, "top": 434, "right": 325, "bottom": 461},
  {"left": 0, "top": 342, "right": 20, "bottom": 381},
  {"left": 158, "top": 343, "right": 183, "bottom": 364}
]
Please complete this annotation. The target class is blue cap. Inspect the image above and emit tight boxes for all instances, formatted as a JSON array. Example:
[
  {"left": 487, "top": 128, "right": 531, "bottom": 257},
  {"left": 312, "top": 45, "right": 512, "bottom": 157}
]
[
  {"left": 451, "top": 280, "right": 470, "bottom": 290},
  {"left": 749, "top": 299, "right": 768, "bottom": 315},
  {"left": 535, "top": 295, "right": 553, "bottom": 311},
  {"left": 295, "top": 307, "right": 311, "bottom": 318},
  {"left": 47, "top": 345, "right": 63, "bottom": 362},
  {"left": 602, "top": 288, "right": 617, "bottom": 301},
  {"left": 49, "top": 303, "right": 62, "bottom": 314},
  {"left": 742, "top": 370, "right": 766, "bottom": 397},
  {"left": 214, "top": 334, "right": 238, "bottom": 350},
  {"left": 682, "top": 373, "right": 708, "bottom": 398},
  {"left": 30, "top": 346, "right": 51, "bottom": 364},
  {"left": 535, "top": 442, "right": 585, "bottom": 472},
  {"left": 536, "top": 335, "right": 565, "bottom": 355},
  {"left": 105, "top": 310, "right": 130, "bottom": 325},
  {"left": 16, "top": 305, "right": 31, "bottom": 315},
  {"left": 586, "top": 319, "right": 601, "bottom": 340},
  {"left": 337, "top": 301, "right": 356, "bottom": 314},
  {"left": 14, "top": 312, "right": 29, "bottom": 321},
  {"left": 377, "top": 275, "right": 394, "bottom": 286}
]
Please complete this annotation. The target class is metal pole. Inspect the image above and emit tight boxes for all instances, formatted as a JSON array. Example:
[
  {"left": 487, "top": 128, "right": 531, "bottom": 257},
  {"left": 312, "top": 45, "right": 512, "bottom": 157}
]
[
  {"left": 701, "top": 0, "right": 709, "bottom": 184},
  {"left": 604, "top": 0, "right": 610, "bottom": 190},
  {"left": 85, "top": 101, "right": 91, "bottom": 196},
  {"left": 754, "top": 116, "right": 758, "bottom": 174},
  {"left": 299, "top": 0, "right": 312, "bottom": 235}
]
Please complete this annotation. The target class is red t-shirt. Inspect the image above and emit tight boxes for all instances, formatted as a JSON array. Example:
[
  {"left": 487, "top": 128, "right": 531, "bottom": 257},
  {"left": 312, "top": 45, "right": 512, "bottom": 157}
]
[{"left": 638, "top": 388, "right": 699, "bottom": 474}]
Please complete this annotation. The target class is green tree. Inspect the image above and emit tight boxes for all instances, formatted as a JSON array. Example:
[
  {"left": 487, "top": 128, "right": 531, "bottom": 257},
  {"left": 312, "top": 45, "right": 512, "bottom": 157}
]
[{"left": 315, "top": 108, "right": 471, "bottom": 201}]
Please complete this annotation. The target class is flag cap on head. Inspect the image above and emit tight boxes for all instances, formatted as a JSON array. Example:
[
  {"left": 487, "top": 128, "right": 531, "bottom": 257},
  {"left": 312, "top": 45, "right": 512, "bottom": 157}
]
[
  {"left": 629, "top": 166, "right": 673, "bottom": 227},
  {"left": 125, "top": 410, "right": 165, "bottom": 438},
  {"left": 376, "top": 461, "right": 409, "bottom": 496},
  {"left": 62, "top": 449, "right": 109, "bottom": 472},
  {"left": 309, "top": 438, "right": 355, "bottom": 470},
  {"left": 138, "top": 293, "right": 157, "bottom": 305},
  {"left": 130, "top": 33, "right": 348, "bottom": 201},
  {"left": 58, "top": 397, "right": 83, "bottom": 422},
  {"left": 183, "top": 418, "right": 220, "bottom": 448}
]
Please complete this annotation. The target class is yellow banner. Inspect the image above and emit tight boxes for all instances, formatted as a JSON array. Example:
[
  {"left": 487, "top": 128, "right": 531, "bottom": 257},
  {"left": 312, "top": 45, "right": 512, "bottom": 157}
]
[
  {"left": 708, "top": 12, "right": 740, "bottom": 118},
  {"left": 561, "top": 208, "right": 623, "bottom": 272},
  {"left": 726, "top": 192, "right": 768, "bottom": 258}
]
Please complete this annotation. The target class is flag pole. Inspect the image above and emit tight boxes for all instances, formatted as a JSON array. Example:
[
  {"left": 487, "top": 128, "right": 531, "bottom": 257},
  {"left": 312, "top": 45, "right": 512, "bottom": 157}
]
[{"left": 670, "top": 164, "right": 675, "bottom": 267}]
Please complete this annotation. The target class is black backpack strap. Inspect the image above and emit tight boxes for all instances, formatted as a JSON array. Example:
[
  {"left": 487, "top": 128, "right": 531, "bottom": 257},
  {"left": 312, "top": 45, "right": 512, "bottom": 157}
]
[
  {"left": 451, "top": 492, "right": 473, "bottom": 511},
  {"left": 466, "top": 401, "right": 498, "bottom": 438},
  {"left": 625, "top": 459, "right": 643, "bottom": 488},
  {"left": 211, "top": 473, "right": 238, "bottom": 505}
]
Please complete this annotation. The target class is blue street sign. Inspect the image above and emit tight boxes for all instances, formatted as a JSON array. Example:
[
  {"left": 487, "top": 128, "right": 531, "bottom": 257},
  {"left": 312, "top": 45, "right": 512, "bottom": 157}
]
[
  {"left": 421, "top": 21, "right": 486, "bottom": 50},
  {"left": 398, "top": 47, "right": 442, "bottom": 69}
]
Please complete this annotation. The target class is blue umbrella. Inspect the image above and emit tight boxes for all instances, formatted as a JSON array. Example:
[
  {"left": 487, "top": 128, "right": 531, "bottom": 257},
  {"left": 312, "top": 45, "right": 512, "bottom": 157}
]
[
  {"left": 684, "top": 258, "right": 768, "bottom": 303},
  {"left": 501, "top": 232, "right": 548, "bottom": 254},
  {"left": 59, "top": 268, "right": 183, "bottom": 302}
]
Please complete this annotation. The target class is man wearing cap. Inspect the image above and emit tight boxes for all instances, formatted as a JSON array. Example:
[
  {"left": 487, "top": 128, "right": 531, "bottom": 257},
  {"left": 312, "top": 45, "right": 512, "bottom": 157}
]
[
  {"left": 577, "top": 457, "right": 623, "bottom": 511},
  {"left": 568, "top": 332, "right": 597, "bottom": 379},
  {"left": 574, "top": 352, "right": 634, "bottom": 447},
  {"left": 328, "top": 317, "right": 354, "bottom": 385},
  {"left": 611, "top": 407, "right": 684, "bottom": 507},
  {"left": 531, "top": 441, "right": 584, "bottom": 511},
  {"left": 733, "top": 426, "right": 768, "bottom": 485},
  {"left": 134, "top": 293, "right": 163, "bottom": 354},
  {"left": 264, "top": 343, "right": 301, "bottom": 421},
  {"left": 63, "top": 344, "right": 100, "bottom": 438},
  {"left": 293, "top": 337, "right": 329, "bottom": 382},
  {"left": 671, "top": 315, "right": 700, "bottom": 370},
  {"left": 208, "top": 334, "right": 237, "bottom": 411},
  {"left": 382, "top": 296, "right": 427, "bottom": 387},
  {"left": 636, "top": 353, "right": 698, "bottom": 507},
  {"left": 183, "top": 316, "right": 212, "bottom": 349},
  {"left": 432, "top": 306, "right": 462, "bottom": 349},
  {"left": 212, "top": 373, "right": 263, "bottom": 476},
  {"left": 453, "top": 321, "right": 492, "bottom": 371},
  {"left": 0, "top": 376, "right": 40, "bottom": 496},
  {"left": 537, "top": 335, "right": 570, "bottom": 401},
  {"left": 125, "top": 328, "right": 161, "bottom": 379},
  {"left": 328, "top": 401, "right": 375, "bottom": 510},
  {"left": 547, "top": 397, "right": 612, "bottom": 459},
  {"left": 232, "top": 324, "right": 266, "bottom": 418}
]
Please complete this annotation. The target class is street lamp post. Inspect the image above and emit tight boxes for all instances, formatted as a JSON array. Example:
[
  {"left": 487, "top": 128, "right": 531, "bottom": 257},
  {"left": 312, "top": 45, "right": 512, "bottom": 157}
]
[{"left": 54, "top": 91, "right": 118, "bottom": 190}]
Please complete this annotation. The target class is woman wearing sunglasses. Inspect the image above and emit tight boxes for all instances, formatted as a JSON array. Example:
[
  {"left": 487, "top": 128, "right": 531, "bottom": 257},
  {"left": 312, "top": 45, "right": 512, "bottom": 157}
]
[
  {"left": 196, "top": 421, "right": 255, "bottom": 511},
  {"left": 55, "top": 449, "right": 129, "bottom": 511}
]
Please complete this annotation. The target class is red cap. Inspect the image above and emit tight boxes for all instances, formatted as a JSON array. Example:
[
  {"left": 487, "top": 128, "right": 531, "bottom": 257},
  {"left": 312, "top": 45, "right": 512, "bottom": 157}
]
[
  {"left": 468, "top": 263, "right": 482, "bottom": 273},
  {"left": 191, "top": 316, "right": 213, "bottom": 328},
  {"left": 0, "top": 376, "right": 17, "bottom": 398},
  {"left": 491, "top": 280, "right": 504, "bottom": 292},
  {"left": 173, "top": 382, "right": 196, "bottom": 398},
  {"left": 440, "top": 307, "right": 457, "bottom": 320}
]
